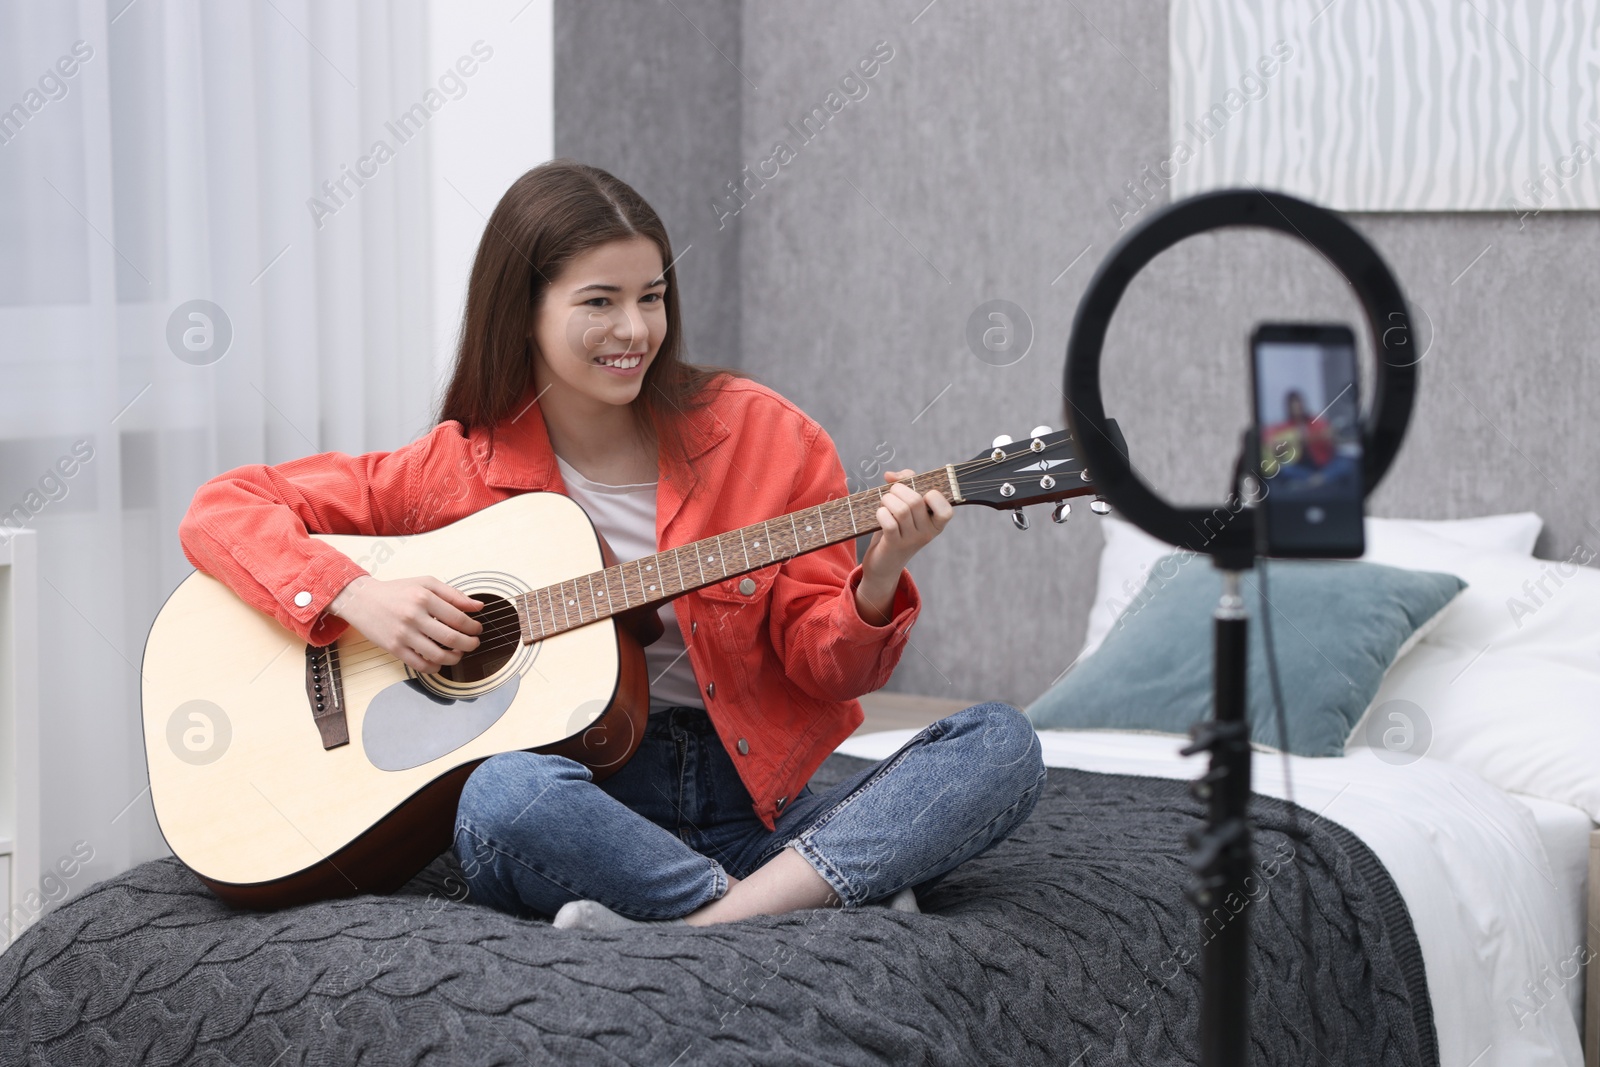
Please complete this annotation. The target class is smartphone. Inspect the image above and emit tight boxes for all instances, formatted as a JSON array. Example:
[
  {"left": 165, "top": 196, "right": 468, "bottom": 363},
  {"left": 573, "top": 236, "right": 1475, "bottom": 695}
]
[{"left": 1250, "top": 323, "right": 1365, "bottom": 558}]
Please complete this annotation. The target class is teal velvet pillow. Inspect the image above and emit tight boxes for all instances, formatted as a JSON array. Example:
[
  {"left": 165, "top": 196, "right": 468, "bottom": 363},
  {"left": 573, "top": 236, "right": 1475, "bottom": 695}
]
[{"left": 1027, "top": 558, "right": 1466, "bottom": 756}]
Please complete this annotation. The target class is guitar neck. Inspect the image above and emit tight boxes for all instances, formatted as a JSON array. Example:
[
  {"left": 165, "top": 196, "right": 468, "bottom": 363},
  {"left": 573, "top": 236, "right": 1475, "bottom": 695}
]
[{"left": 513, "top": 466, "right": 965, "bottom": 643}]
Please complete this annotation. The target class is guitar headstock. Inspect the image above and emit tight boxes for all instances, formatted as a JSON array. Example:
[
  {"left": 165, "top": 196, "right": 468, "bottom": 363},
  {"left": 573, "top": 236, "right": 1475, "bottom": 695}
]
[{"left": 952, "top": 424, "right": 1110, "bottom": 524}]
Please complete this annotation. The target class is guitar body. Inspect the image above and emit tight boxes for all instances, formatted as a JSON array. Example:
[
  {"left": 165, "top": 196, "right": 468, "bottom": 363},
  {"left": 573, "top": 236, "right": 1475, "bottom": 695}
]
[{"left": 140, "top": 493, "right": 649, "bottom": 910}]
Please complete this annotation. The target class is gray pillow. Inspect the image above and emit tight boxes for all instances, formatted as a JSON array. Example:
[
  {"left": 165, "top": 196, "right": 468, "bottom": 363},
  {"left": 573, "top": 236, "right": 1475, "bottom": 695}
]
[{"left": 1027, "top": 557, "right": 1466, "bottom": 756}]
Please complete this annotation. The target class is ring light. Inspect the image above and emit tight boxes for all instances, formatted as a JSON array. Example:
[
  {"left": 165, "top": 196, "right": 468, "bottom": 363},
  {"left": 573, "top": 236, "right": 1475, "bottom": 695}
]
[{"left": 1061, "top": 188, "right": 1417, "bottom": 558}]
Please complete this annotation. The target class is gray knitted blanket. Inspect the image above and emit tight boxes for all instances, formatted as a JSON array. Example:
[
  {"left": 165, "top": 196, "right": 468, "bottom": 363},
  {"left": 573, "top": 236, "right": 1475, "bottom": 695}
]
[{"left": 0, "top": 757, "right": 1435, "bottom": 1066}]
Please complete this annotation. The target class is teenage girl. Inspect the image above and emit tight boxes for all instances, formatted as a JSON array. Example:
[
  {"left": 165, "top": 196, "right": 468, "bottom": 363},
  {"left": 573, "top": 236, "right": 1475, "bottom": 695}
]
[{"left": 179, "top": 160, "right": 1046, "bottom": 928}]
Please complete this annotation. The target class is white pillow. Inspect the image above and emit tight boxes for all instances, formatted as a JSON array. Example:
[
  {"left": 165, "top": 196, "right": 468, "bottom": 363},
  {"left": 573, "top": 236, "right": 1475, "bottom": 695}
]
[
  {"left": 1366, "top": 512, "right": 1544, "bottom": 557},
  {"left": 1079, "top": 512, "right": 1544, "bottom": 661},
  {"left": 1346, "top": 525, "right": 1600, "bottom": 818},
  {"left": 1079, "top": 513, "right": 1600, "bottom": 819}
]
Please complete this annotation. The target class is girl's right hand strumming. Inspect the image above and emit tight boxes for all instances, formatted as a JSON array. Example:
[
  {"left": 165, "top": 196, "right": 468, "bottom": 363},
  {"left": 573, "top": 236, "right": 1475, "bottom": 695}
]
[{"left": 329, "top": 575, "right": 484, "bottom": 674}]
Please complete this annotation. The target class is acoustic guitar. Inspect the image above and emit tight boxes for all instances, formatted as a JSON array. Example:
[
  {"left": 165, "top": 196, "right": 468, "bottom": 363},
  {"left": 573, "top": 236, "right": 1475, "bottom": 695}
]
[{"left": 140, "top": 424, "right": 1116, "bottom": 909}]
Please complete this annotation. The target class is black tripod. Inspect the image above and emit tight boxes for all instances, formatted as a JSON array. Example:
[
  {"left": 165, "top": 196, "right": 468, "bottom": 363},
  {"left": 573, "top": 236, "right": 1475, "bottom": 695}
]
[{"left": 1181, "top": 563, "right": 1254, "bottom": 1064}]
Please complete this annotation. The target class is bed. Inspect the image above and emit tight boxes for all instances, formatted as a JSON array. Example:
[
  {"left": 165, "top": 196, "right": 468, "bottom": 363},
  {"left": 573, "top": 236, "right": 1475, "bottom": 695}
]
[
  {"left": 2, "top": 750, "right": 1441, "bottom": 1066},
  {"left": 838, "top": 727, "right": 1594, "bottom": 1066},
  {"left": 1, "top": 728, "right": 1586, "bottom": 1065},
  {"left": 1, "top": 514, "right": 1596, "bottom": 1065}
]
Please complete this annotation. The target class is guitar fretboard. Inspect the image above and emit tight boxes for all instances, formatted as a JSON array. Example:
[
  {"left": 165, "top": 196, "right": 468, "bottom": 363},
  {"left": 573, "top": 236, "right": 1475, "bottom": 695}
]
[{"left": 513, "top": 467, "right": 959, "bottom": 643}]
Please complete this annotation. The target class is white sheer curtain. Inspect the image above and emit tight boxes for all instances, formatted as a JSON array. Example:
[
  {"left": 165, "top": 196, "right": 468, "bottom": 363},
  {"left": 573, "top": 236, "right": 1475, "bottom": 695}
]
[{"left": 0, "top": 0, "right": 435, "bottom": 900}]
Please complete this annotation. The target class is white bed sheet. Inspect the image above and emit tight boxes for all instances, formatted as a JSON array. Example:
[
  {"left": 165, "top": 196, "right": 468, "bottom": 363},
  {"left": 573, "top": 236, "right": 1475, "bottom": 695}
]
[
  {"left": 1509, "top": 792, "right": 1594, "bottom": 1033},
  {"left": 835, "top": 727, "right": 1589, "bottom": 1067}
]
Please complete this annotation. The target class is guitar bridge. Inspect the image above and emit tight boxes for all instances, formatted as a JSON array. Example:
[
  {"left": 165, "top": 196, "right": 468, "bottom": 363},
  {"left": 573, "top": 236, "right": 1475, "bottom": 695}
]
[{"left": 305, "top": 643, "right": 349, "bottom": 749}]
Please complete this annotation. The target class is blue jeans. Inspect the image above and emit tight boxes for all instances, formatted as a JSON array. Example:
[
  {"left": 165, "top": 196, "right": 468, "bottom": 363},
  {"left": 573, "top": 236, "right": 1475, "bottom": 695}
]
[{"left": 452, "top": 702, "right": 1047, "bottom": 920}]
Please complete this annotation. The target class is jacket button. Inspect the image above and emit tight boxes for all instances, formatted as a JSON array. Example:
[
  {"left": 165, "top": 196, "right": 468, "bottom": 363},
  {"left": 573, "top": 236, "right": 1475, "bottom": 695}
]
[
  {"left": 294, "top": 591, "right": 313, "bottom": 608},
  {"left": 776, "top": 795, "right": 788, "bottom": 810},
  {"left": 691, "top": 621, "right": 698, "bottom": 635},
  {"left": 738, "top": 577, "right": 756, "bottom": 595},
  {"left": 705, "top": 681, "right": 715, "bottom": 699},
  {"left": 736, "top": 737, "right": 749, "bottom": 755}
]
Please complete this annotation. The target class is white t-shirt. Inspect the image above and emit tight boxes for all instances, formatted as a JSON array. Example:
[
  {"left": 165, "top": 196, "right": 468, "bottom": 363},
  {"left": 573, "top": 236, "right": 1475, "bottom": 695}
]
[{"left": 554, "top": 456, "right": 704, "bottom": 711}]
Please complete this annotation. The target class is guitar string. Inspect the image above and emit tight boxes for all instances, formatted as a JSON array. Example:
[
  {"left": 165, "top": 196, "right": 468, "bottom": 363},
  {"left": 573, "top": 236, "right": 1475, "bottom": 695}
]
[
  {"left": 332, "top": 443, "right": 1067, "bottom": 661},
  {"left": 328, "top": 468, "right": 1090, "bottom": 684},
  {"left": 325, "top": 466, "right": 1089, "bottom": 683},
  {"left": 328, "top": 494, "right": 931, "bottom": 680},
  {"left": 324, "top": 459, "right": 1087, "bottom": 682},
  {"left": 327, "top": 482, "right": 927, "bottom": 678}
]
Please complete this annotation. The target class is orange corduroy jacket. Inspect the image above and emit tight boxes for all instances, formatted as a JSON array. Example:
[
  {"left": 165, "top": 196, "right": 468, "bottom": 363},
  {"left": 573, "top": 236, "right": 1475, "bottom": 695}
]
[{"left": 177, "top": 376, "right": 921, "bottom": 829}]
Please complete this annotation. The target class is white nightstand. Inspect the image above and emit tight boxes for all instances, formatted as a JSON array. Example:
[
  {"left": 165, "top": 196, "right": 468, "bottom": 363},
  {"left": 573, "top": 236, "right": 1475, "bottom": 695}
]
[{"left": 0, "top": 530, "right": 39, "bottom": 951}]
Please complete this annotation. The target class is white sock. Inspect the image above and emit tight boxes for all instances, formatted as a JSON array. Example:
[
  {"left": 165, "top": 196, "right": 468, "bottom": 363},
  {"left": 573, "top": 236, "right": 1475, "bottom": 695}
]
[
  {"left": 551, "top": 899, "right": 687, "bottom": 931},
  {"left": 885, "top": 886, "right": 920, "bottom": 913}
]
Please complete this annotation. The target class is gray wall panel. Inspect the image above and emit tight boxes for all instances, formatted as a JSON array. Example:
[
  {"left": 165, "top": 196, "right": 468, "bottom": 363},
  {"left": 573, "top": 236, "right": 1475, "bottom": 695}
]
[
  {"left": 739, "top": 0, "right": 1185, "bottom": 706},
  {"left": 553, "top": 0, "right": 744, "bottom": 366},
  {"left": 558, "top": 1, "right": 1600, "bottom": 707}
]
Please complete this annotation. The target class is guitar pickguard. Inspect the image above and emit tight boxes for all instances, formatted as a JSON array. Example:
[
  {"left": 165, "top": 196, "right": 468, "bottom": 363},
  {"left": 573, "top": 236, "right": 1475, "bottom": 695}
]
[{"left": 362, "top": 675, "right": 520, "bottom": 771}]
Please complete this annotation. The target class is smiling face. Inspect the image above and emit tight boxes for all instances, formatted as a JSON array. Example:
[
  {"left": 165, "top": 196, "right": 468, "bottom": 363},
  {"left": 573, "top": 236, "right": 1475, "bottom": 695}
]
[{"left": 528, "top": 235, "right": 669, "bottom": 414}]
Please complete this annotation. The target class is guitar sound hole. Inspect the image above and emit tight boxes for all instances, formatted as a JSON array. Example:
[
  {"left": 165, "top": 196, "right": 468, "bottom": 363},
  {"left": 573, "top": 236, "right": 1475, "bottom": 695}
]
[{"left": 436, "top": 593, "right": 519, "bottom": 684}]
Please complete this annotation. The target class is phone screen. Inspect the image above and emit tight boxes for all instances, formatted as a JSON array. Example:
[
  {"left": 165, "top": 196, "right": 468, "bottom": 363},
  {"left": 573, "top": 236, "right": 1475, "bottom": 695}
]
[{"left": 1251, "top": 323, "right": 1365, "bottom": 557}]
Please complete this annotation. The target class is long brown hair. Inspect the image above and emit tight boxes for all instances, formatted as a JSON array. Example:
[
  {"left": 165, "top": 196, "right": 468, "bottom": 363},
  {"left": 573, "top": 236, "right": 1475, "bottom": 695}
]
[{"left": 437, "top": 159, "right": 728, "bottom": 463}]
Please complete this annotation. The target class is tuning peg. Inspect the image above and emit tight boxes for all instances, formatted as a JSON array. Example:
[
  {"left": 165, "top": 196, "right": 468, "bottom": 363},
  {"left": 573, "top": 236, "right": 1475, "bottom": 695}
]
[
  {"left": 1090, "top": 497, "right": 1112, "bottom": 515},
  {"left": 1011, "top": 508, "right": 1029, "bottom": 531},
  {"left": 1051, "top": 501, "right": 1071, "bottom": 524},
  {"left": 991, "top": 434, "right": 1013, "bottom": 448},
  {"left": 1030, "top": 425, "right": 1053, "bottom": 438}
]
